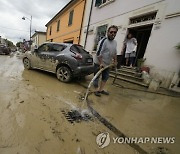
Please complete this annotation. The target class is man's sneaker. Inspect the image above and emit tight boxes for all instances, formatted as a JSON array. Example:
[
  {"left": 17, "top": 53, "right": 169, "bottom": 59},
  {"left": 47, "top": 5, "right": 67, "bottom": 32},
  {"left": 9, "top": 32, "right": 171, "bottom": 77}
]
[
  {"left": 94, "top": 91, "right": 101, "bottom": 97},
  {"left": 100, "top": 90, "right": 109, "bottom": 95}
]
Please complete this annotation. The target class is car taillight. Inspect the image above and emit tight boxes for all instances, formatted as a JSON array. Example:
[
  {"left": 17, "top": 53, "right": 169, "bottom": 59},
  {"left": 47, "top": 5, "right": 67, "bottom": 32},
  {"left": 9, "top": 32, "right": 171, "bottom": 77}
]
[{"left": 72, "top": 53, "right": 82, "bottom": 59}]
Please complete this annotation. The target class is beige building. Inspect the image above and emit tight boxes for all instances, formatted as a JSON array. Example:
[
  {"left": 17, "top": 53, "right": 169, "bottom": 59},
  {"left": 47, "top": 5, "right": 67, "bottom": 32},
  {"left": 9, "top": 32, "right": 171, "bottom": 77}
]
[
  {"left": 31, "top": 31, "right": 46, "bottom": 48},
  {"left": 45, "top": 0, "right": 86, "bottom": 44},
  {"left": 0, "top": 36, "right": 7, "bottom": 46}
]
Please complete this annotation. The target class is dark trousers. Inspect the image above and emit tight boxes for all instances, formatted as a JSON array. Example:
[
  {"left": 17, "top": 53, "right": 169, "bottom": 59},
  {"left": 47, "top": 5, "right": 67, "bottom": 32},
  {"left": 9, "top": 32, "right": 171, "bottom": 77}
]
[
  {"left": 93, "top": 63, "right": 109, "bottom": 88},
  {"left": 117, "top": 55, "right": 123, "bottom": 69}
]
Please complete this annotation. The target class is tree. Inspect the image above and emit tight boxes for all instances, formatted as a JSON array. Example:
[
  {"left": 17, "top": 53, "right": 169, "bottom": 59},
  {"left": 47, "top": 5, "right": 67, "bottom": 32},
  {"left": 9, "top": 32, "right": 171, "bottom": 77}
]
[
  {"left": 16, "top": 42, "right": 22, "bottom": 47},
  {"left": 6, "top": 39, "right": 14, "bottom": 47}
]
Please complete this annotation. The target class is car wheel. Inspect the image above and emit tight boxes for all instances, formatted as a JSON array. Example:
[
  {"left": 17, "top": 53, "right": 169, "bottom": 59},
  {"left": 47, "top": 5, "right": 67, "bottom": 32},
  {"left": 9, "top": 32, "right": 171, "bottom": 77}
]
[
  {"left": 23, "top": 58, "right": 31, "bottom": 70},
  {"left": 56, "top": 66, "right": 72, "bottom": 83}
]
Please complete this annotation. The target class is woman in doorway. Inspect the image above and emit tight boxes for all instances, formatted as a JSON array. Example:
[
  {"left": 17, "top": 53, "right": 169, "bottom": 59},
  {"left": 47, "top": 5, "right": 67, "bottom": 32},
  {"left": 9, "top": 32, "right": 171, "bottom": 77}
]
[{"left": 123, "top": 33, "right": 137, "bottom": 67}]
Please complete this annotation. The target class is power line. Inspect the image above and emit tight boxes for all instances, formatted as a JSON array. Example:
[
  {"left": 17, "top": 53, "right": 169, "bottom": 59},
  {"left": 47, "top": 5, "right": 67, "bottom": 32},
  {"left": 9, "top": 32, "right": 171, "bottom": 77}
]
[{"left": 0, "top": 26, "right": 29, "bottom": 32}]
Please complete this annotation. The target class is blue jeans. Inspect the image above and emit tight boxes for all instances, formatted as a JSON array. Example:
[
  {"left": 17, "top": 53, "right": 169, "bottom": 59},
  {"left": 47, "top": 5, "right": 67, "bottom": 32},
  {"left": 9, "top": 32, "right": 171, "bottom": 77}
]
[{"left": 93, "top": 63, "right": 110, "bottom": 88}]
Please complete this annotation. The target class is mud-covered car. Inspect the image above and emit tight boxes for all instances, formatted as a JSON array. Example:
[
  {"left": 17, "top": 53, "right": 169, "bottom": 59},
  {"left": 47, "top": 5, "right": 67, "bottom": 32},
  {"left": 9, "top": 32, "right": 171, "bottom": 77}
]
[
  {"left": 23, "top": 42, "right": 94, "bottom": 82},
  {"left": 0, "top": 45, "right": 11, "bottom": 55}
]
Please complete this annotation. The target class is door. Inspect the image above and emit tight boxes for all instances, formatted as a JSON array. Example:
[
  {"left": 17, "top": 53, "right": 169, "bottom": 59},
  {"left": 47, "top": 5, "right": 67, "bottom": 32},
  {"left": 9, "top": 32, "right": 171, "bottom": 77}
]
[
  {"left": 128, "top": 25, "right": 153, "bottom": 66},
  {"left": 43, "top": 44, "right": 66, "bottom": 72},
  {"left": 34, "top": 43, "right": 51, "bottom": 69}
]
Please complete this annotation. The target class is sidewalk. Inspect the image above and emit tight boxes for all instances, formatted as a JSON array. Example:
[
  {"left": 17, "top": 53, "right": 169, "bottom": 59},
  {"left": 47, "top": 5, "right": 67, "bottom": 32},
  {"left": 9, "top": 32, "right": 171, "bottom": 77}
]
[{"left": 86, "top": 78, "right": 180, "bottom": 154}]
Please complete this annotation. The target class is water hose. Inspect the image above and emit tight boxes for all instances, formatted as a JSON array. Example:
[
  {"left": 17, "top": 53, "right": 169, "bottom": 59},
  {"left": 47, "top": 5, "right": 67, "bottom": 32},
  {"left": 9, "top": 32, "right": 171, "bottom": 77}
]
[
  {"left": 84, "top": 64, "right": 115, "bottom": 102},
  {"left": 81, "top": 64, "right": 147, "bottom": 154}
]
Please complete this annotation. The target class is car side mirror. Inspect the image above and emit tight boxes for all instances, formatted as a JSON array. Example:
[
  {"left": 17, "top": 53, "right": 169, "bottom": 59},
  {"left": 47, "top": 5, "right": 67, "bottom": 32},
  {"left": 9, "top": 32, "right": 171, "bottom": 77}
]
[{"left": 34, "top": 49, "right": 38, "bottom": 52}]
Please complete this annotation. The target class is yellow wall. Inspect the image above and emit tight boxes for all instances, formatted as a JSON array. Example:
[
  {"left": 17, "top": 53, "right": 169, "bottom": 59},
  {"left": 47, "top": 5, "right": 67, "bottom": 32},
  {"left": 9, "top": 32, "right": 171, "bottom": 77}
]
[{"left": 46, "top": 0, "right": 85, "bottom": 44}]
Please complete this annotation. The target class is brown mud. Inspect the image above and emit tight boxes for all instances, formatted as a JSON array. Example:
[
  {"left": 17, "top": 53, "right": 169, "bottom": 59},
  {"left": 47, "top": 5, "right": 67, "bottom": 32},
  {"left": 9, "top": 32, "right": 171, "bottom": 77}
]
[{"left": 0, "top": 55, "right": 137, "bottom": 154}]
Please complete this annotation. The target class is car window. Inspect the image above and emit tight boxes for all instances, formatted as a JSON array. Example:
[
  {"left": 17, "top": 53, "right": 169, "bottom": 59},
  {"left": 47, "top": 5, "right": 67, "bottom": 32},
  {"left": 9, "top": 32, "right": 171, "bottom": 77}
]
[
  {"left": 70, "top": 45, "right": 88, "bottom": 54},
  {"left": 51, "top": 44, "right": 66, "bottom": 52},
  {"left": 38, "top": 44, "right": 50, "bottom": 52}
]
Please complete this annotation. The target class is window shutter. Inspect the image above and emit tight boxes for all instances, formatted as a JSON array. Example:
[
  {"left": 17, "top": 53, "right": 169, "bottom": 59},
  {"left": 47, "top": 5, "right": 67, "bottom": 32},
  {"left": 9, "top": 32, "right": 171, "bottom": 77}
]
[
  {"left": 95, "top": 0, "right": 102, "bottom": 7},
  {"left": 68, "top": 10, "right": 74, "bottom": 26},
  {"left": 57, "top": 20, "right": 60, "bottom": 31}
]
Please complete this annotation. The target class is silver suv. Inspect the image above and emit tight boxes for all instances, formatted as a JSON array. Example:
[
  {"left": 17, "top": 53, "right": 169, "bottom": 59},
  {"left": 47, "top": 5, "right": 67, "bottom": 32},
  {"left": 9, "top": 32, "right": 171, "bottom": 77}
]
[{"left": 23, "top": 42, "right": 94, "bottom": 82}]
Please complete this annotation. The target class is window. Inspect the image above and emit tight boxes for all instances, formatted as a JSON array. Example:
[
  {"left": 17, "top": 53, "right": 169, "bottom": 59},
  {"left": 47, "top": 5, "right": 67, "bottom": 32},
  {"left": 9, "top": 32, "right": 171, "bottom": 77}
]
[
  {"left": 70, "top": 45, "right": 88, "bottom": 54},
  {"left": 94, "top": 24, "right": 108, "bottom": 50},
  {"left": 103, "top": 0, "right": 107, "bottom": 3},
  {"left": 52, "top": 44, "right": 66, "bottom": 52},
  {"left": 57, "top": 20, "right": 60, "bottom": 31},
  {"left": 38, "top": 44, "right": 50, "bottom": 52},
  {"left": 95, "top": 0, "right": 102, "bottom": 6},
  {"left": 49, "top": 26, "right": 52, "bottom": 35},
  {"left": 95, "top": 0, "right": 114, "bottom": 7},
  {"left": 130, "top": 12, "right": 157, "bottom": 25},
  {"left": 68, "top": 10, "right": 74, "bottom": 26}
]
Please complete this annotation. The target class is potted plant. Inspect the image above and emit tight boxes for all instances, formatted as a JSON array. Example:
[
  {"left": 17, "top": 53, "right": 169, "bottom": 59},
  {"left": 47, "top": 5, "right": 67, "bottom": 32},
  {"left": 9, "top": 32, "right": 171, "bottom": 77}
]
[{"left": 175, "top": 42, "right": 180, "bottom": 50}]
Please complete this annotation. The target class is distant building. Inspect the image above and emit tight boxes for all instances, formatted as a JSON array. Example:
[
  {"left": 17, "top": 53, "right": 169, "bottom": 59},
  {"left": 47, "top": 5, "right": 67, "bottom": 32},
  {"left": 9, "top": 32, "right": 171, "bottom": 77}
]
[
  {"left": 80, "top": 0, "right": 180, "bottom": 91},
  {"left": 0, "top": 36, "right": 7, "bottom": 46},
  {"left": 31, "top": 31, "right": 46, "bottom": 48},
  {"left": 45, "top": 0, "right": 86, "bottom": 44}
]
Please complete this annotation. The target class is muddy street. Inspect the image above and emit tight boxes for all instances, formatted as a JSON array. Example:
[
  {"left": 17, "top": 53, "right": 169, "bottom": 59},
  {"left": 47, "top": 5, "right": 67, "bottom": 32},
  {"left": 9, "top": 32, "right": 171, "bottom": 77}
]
[
  {"left": 0, "top": 54, "right": 136, "bottom": 154},
  {"left": 0, "top": 54, "right": 180, "bottom": 154}
]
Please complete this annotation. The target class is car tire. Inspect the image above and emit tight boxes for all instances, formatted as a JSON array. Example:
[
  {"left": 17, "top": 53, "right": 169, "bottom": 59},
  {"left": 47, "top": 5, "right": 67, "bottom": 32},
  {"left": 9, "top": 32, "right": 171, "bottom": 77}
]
[
  {"left": 23, "top": 58, "right": 31, "bottom": 70},
  {"left": 56, "top": 66, "right": 72, "bottom": 83}
]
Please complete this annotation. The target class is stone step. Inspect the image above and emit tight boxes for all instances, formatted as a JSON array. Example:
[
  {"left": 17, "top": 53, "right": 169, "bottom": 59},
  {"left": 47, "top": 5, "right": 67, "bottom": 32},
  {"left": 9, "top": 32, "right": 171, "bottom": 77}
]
[
  {"left": 120, "top": 67, "right": 138, "bottom": 72},
  {"left": 117, "top": 68, "right": 142, "bottom": 76},
  {"left": 110, "top": 74, "right": 148, "bottom": 87},
  {"left": 110, "top": 71, "right": 143, "bottom": 82},
  {"left": 121, "top": 66, "right": 138, "bottom": 70}
]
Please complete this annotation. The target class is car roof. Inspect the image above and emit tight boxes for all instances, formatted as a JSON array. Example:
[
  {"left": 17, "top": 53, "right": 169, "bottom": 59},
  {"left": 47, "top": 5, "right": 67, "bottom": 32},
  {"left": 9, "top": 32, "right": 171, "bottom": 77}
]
[{"left": 43, "top": 42, "right": 72, "bottom": 47}]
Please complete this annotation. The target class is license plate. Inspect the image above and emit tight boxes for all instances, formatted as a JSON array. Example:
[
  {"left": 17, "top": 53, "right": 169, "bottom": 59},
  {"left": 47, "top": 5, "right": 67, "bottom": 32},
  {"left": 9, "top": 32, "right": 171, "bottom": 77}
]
[{"left": 87, "top": 58, "right": 92, "bottom": 63}]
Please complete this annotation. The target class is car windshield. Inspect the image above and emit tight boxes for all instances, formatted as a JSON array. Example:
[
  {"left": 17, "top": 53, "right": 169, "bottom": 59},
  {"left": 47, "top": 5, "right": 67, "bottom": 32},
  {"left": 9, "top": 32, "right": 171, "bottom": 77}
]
[{"left": 70, "top": 45, "right": 88, "bottom": 54}]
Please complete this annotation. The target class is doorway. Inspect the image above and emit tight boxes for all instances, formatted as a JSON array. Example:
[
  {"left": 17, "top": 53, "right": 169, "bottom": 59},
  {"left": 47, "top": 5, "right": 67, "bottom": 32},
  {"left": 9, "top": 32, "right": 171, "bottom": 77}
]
[
  {"left": 121, "top": 24, "right": 153, "bottom": 66},
  {"left": 64, "top": 40, "right": 73, "bottom": 44},
  {"left": 129, "top": 24, "right": 153, "bottom": 66}
]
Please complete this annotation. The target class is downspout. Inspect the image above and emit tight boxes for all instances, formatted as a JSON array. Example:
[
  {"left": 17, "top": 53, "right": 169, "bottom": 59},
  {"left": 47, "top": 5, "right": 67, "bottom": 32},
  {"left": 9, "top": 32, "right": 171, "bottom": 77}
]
[
  {"left": 84, "top": 0, "right": 94, "bottom": 48},
  {"left": 46, "top": 26, "right": 48, "bottom": 42},
  {"left": 78, "top": 0, "right": 87, "bottom": 44}
]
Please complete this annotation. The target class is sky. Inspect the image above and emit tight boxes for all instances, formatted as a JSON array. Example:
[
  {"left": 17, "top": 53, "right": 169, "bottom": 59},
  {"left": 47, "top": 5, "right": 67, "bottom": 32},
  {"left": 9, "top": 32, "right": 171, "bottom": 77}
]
[{"left": 0, "top": 0, "right": 70, "bottom": 45}]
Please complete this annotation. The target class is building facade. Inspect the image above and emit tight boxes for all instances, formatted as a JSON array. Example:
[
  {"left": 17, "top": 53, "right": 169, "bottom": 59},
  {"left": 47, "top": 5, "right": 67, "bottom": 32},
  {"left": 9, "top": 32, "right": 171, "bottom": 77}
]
[
  {"left": 31, "top": 31, "right": 46, "bottom": 48},
  {"left": 0, "top": 36, "right": 7, "bottom": 46},
  {"left": 46, "top": 0, "right": 86, "bottom": 44},
  {"left": 80, "top": 0, "right": 180, "bottom": 90}
]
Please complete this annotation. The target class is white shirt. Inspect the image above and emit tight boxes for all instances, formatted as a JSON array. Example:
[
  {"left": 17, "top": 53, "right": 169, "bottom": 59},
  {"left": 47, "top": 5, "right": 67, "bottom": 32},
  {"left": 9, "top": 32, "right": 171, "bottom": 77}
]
[{"left": 125, "top": 38, "right": 137, "bottom": 54}]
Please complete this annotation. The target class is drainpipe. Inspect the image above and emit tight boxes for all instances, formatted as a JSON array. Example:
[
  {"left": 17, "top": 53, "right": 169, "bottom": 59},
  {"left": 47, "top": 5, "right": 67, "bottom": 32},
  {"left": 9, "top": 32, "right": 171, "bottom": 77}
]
[
  {"left": 84, "top": 0, "right": 94, "bottom": 49},
  {"left": 78, "top": 0, "right": 87, "bottom": 44}
]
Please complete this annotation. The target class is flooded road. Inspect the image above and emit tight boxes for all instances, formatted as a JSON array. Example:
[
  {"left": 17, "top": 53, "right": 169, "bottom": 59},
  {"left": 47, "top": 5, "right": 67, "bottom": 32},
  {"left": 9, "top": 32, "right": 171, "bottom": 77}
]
[
  {"left": 89, "top": 79, "right": 180, "bottom": 154},
  {"left": 0, "top": 54, "right": 179, "bottom": 154},
  {"left": 0, "top": 55, "right": 136, "bottom": 154}
]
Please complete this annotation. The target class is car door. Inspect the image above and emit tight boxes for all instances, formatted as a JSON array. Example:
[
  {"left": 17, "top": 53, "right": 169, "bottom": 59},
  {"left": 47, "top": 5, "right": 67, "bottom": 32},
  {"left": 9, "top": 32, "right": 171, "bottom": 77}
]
[
  {"left": 34, "top": 44, "right": 51, "bottom": 69},
  {"left": 43, "top": 44, "right": 66, "bottom": 72}
]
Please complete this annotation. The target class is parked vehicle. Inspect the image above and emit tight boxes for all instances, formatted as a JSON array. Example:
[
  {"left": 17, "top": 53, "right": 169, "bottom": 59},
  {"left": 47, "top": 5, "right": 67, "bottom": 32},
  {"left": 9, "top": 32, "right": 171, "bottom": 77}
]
[
  {"left": 0, "top": 45, "right": 11, "bottom": 55},
  {"left": 23, "top": 42, "right": 94, "bottom": 82}
]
